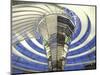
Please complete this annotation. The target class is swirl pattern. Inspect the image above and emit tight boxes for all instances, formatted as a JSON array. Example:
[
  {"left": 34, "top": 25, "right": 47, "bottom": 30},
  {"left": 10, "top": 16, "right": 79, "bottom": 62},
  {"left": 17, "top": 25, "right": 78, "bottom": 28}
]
[{"left": 12, "top": 1, "right": 96, "bottom": 74}]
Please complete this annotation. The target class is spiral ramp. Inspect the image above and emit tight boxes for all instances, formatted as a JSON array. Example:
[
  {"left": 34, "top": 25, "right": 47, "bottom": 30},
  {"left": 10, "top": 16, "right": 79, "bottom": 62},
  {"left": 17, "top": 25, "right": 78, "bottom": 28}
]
[{"left": 11, "top": 1, "right": 96, "bottom": 74}]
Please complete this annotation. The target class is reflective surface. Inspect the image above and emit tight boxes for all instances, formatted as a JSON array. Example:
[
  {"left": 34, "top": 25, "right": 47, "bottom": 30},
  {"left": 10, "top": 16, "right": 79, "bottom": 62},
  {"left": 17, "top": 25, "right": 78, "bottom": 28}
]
[{"left": 11, "top": 0, "right": 96, "bottom": 74}]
